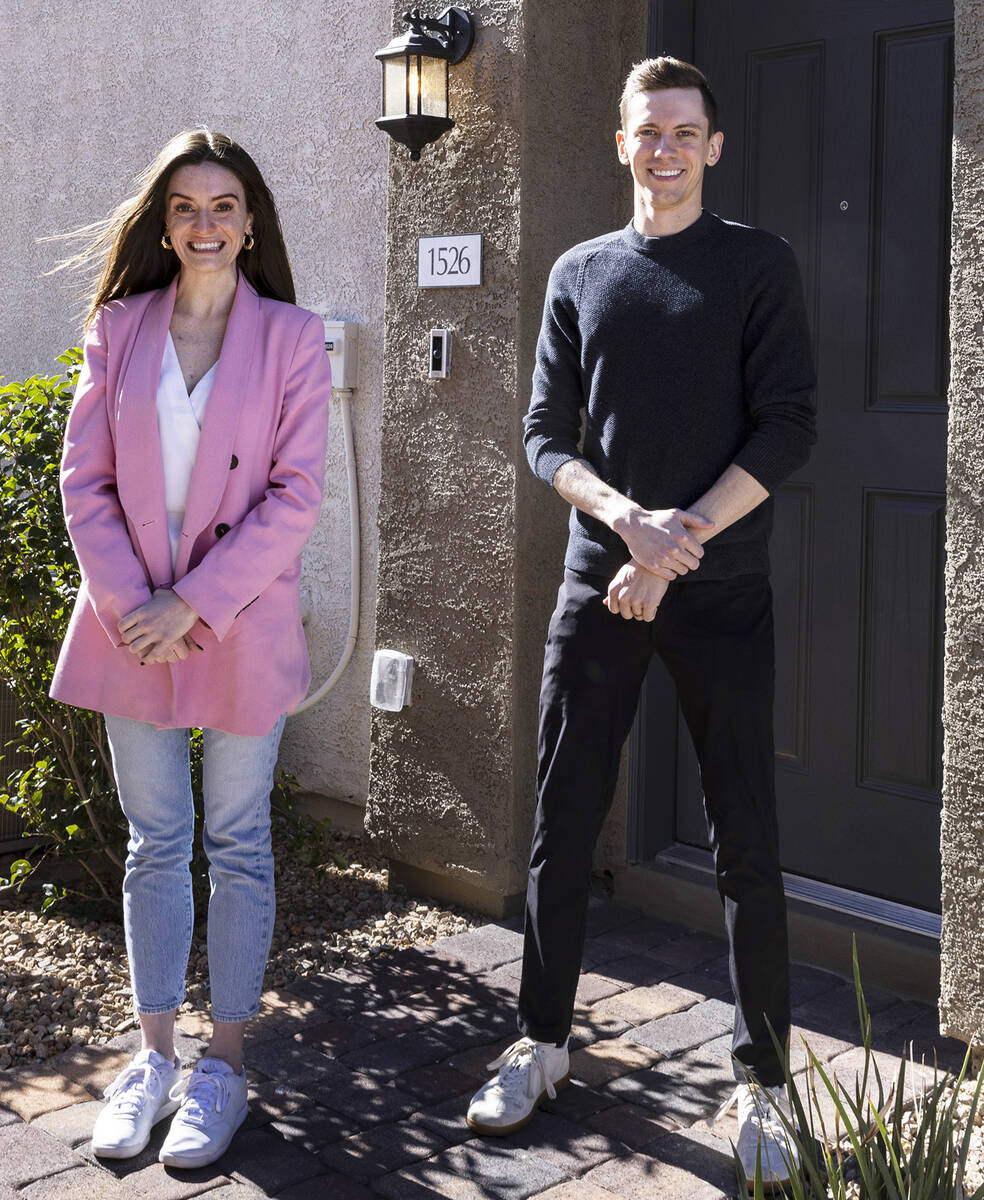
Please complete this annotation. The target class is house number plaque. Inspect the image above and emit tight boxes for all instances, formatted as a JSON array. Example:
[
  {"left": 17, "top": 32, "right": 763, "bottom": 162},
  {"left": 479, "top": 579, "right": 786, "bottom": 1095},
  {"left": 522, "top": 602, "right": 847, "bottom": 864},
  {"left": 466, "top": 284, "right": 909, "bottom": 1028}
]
[{"left": 417, "top": 234, "right": 483, "bottom": 288}]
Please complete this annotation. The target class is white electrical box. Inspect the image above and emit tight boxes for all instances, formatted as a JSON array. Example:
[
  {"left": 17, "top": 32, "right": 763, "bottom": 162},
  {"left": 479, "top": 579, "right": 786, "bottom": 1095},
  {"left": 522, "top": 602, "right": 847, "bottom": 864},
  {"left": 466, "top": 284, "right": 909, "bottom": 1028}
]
[
  {"left": 370, "top": 649, "right": 415, "bottom": 712},
  {"left": 322, "top": 319, "right": 359, "bottom": 390}
]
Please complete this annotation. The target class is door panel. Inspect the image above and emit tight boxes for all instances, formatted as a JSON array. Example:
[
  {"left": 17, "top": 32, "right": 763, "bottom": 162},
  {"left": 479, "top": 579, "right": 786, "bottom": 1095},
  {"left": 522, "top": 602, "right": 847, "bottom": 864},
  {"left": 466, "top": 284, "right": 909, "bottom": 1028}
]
[{"left": 639, "top": 0, "right": 952, "bottom": 912}]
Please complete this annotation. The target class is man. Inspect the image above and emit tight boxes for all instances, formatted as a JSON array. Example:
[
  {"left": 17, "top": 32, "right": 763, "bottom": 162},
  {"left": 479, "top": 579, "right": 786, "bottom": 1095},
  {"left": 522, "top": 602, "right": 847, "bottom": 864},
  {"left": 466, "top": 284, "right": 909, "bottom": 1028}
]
[{"left": 465, "top": 57, "right": 816, "bottom": 1190}]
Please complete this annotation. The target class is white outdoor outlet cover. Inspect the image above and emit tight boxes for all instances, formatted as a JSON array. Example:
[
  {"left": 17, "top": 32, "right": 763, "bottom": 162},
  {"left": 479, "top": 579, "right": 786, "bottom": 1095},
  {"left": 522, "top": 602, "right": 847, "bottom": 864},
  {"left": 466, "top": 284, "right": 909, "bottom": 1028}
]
[
  {"left": 370, "top": 649, "right": 415, "bottom": 712},
  {"left": 320, "top": 319, "right": 360, "bottom": 390}
]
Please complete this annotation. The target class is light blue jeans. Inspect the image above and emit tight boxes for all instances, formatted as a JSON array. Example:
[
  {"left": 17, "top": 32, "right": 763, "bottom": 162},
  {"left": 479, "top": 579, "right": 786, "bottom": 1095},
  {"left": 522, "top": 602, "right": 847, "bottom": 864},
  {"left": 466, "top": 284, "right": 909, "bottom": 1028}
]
[{"left": 103, "top": 713, "right": 286, "bottom": 1022}]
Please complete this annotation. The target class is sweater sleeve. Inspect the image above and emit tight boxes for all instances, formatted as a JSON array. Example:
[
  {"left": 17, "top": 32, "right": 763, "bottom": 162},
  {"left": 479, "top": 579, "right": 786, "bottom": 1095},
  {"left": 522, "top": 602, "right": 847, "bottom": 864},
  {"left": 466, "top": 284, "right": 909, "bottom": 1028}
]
[
  {"left": 732, "top": 238, "right": 817, "bottom": 493},
  {"left": 60, "top": 306, "right": 154, "bottom": 646},
  {"left": 522, "top": 254, "right": 585, "bottom": 485}
]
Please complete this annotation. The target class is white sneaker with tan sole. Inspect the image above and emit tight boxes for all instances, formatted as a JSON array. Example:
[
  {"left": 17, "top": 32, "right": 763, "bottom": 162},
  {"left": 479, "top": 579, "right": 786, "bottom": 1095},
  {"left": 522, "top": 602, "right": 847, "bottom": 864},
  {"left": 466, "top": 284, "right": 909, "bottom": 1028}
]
[
  {"left": 715, "top": 1081, "right": 800, "bottom": 1194},
  {"left": 466, "top": 1036, "right": 570, "bottom": 1135}
]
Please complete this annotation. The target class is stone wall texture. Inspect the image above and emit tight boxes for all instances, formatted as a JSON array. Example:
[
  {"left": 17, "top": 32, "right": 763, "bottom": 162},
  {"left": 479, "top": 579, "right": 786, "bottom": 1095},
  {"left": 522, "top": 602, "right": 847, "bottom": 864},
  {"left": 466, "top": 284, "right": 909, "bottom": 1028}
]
[
  {"left": 940, "top": 0, "right": 984, "bottom": 1045},
  {"left": 365, "top": 0, "right": 645, "bottom": 902},
  {"left": 1, "top": 0, "right": 390, "bottom": 805}
]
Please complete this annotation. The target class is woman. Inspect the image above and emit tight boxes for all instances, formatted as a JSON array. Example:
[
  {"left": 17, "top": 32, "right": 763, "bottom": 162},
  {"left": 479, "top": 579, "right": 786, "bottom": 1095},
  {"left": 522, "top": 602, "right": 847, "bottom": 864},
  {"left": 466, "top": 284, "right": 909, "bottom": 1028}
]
[{"left": 50, "top": 129, "right": 332, "bottom": 1168}]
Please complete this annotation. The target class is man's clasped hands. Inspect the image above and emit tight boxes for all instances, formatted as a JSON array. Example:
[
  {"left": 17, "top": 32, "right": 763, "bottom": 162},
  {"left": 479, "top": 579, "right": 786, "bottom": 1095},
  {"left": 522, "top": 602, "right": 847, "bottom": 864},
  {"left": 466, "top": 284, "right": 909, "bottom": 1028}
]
[{"left": 602, "top": 505, "right": 713, "bottom": 622}]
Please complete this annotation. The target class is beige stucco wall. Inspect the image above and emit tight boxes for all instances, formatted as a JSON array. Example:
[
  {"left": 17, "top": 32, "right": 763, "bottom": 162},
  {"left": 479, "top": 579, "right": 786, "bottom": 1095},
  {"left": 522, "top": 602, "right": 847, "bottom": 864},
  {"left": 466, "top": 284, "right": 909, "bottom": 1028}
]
[
  {"left": 1, "top": 0, "right": 390, "bottom": 807},
  {"left": 940, "top": 0, "right": 984, "bottom": 1046},
  {"left": 365, "top": 0, "right": 645, "bottom": 910}
]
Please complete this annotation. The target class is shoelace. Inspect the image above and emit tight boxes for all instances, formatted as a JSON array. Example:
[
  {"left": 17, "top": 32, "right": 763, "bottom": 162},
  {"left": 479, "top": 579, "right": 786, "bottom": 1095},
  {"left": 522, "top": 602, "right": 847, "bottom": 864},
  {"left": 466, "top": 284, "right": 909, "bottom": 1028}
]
[
  {"left": 713, "top": 1083, "right": 789, "bottom": 1135},
  {"left": 169, "top": 1070, "right": 230, "bottom": 1127},
  {"left": 486, "top": 1037, "right": 559, "bottom": 1103},
  {"left": 102, "top": 1062, "right": 162, "bottom": 1118}
]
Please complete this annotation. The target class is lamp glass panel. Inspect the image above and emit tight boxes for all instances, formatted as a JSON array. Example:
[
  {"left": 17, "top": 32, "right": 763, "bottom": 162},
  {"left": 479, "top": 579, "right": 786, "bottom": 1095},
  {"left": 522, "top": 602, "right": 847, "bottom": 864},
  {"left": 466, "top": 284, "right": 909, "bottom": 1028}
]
[
  {"left": 420, "top": 55, "right": 448, "bottom": 117},
  {"left": 382, "top": 56, "right": 408, "bottom": 118}
]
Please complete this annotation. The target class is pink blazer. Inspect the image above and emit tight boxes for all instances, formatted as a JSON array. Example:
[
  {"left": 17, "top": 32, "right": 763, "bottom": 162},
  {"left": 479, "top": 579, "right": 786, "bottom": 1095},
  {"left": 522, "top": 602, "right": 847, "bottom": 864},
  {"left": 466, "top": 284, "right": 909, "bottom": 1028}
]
[{"left": 50, "top": 273, "right": 332, "bottom": 736}]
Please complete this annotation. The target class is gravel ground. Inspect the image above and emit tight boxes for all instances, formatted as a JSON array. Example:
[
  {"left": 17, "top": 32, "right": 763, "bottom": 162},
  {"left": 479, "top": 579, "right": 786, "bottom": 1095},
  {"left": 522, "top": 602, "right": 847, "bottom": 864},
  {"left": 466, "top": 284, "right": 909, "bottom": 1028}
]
[{"left": 0, "top": 811, "right": 481, "bottom": 1069}]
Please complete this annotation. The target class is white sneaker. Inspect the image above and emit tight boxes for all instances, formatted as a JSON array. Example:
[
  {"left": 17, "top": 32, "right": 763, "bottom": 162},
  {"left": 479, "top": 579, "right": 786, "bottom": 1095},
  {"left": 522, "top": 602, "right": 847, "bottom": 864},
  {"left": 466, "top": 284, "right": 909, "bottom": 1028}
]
[
  {"left": 91, "top": 1049, "right": 182, "bottom": 1159},
  {"left": 715, "top": 1082, "right": 800, "bottom": 1193},
  {"left": 158, "top": 1056, "right": 249, "bottom": 1169},
  {"left": 466, "top": 1036, "right": 570, "bottom": 1135}
]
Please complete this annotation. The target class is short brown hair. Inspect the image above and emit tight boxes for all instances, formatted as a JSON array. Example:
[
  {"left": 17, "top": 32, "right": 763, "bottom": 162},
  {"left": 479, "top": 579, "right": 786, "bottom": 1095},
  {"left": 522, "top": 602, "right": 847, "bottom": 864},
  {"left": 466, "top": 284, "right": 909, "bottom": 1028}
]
[{"left": 619, "top": 56, "right": 718, "bottom": 134}]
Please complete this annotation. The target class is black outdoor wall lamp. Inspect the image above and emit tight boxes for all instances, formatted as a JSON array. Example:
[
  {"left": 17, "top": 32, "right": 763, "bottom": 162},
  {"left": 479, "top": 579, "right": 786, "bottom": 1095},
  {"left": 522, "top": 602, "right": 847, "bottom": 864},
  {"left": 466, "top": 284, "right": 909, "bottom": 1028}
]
[{"left": 375, "top": 7, "right": 476, "bottom": 161}]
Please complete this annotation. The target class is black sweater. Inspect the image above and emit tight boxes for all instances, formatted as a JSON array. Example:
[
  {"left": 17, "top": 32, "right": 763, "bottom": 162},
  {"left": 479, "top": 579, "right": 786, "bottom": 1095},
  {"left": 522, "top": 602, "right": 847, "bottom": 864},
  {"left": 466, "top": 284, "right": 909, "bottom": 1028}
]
[{"left": 523, "top": 211, "right": 817, "bottom": 581}]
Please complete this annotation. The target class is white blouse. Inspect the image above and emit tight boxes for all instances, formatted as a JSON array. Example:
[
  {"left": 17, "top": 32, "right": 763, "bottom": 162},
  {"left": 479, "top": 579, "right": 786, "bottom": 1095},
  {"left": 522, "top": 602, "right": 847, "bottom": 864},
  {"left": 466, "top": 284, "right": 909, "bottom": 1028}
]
[{"left": 156, "top": 332, "right": 218, "bottom": 567}]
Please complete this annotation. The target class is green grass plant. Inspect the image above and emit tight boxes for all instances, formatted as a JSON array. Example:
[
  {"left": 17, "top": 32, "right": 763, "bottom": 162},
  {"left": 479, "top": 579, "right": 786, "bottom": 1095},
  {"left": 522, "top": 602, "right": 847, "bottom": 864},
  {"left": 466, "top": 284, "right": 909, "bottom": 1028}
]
[{"left": 735, "top": 943, "right": 984, "bottom": 1199}]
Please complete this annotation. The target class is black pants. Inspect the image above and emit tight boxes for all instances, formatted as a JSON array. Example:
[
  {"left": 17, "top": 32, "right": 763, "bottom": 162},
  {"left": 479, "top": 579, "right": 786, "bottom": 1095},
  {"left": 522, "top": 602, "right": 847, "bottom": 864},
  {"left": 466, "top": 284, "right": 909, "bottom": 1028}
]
[{"left": 518, "top": 569, "right": 790, "bottom": 1086}]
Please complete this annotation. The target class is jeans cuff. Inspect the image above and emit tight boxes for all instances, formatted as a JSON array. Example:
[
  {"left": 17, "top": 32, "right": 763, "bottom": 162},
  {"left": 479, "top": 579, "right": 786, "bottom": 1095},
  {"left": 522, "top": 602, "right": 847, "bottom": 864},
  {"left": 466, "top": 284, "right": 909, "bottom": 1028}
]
[
  {"left": 211, "top": 1006, "right": 260, "bottom": 1023},
  {"left": 136, "top": 995, "right": 184, "bottom": 1015}
]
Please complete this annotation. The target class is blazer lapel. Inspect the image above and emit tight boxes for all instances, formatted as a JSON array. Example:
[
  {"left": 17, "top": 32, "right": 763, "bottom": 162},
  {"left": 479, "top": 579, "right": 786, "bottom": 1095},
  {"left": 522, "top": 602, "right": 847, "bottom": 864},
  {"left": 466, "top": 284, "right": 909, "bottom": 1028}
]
[
  {"left": 174, "top": 273, "right": 259, "bottom": 577},
  {"left": 114, "top": 277, "right": 177, "bottom": 589}
]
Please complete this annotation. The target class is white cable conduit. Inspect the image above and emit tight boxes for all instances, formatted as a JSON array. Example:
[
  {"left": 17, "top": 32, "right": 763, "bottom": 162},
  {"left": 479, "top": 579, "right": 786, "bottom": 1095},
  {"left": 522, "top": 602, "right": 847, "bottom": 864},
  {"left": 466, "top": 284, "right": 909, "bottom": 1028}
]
[{"left": 290, "top": 387, "right": 360, "bottom": 715}]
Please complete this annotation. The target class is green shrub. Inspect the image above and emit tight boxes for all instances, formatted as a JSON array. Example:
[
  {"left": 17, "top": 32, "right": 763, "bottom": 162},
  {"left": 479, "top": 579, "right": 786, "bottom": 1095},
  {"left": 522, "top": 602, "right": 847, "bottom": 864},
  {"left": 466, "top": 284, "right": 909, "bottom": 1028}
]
[
  {"left": 0, "top": 351, "right": 125, "bottom": 907},
  {"left": 736, "top": 944, "right": 984, "bottom": 1199}
]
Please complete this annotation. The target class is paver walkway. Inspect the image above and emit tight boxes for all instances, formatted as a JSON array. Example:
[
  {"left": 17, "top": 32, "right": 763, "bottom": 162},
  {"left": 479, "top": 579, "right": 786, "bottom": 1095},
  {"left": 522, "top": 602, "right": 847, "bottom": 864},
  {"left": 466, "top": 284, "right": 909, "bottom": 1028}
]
[{"left": 0, "top": 899, "right": 964, "bottom": 1199}]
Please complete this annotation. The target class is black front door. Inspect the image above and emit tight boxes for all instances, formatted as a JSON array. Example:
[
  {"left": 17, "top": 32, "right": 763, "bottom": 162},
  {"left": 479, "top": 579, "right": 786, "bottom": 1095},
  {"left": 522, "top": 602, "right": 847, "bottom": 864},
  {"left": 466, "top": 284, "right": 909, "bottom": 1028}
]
[{"left": 636, "top": 0, "right": 952, "bottom": 912}]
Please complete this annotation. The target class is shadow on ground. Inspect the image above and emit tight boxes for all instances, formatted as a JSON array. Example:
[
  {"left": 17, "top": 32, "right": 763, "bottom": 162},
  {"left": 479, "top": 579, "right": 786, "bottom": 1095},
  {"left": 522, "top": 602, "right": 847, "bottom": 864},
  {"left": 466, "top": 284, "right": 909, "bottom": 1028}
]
[{"left": 0, "top": 902, "right": 966, "bottom": 1200}]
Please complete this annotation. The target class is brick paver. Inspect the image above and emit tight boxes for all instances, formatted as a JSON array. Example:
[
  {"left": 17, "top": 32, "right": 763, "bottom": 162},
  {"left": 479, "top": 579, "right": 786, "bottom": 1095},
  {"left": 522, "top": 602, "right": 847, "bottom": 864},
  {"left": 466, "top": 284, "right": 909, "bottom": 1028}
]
[
  {"left": 0, "top": 1120, "right": 83, "bottom": 1187},
  {"left": 505, "top": 1113, "right": 625, "bottom": 1177},
  {"left": 2, "top": 901, "right": 952, "bottom": 1200},
  {"left": 592, "top": 981, "right": 702, "bottom": 1026},
  {"left": 115, "top": 1161, "right": 228, "bottom": 1199},
  {"left": 267, "top": 1099, "right": 360, "bottom": 1152},
  {"left": 569, "top": 1038, "right": 663, "bottom": 1086},
  {"left": 17, "top": 1166, "right": 124, "bottom": 1199},
  {"left": 583, "top": 1101, "right": 677, "bottom": 1150},
  {"left": 32, "top": 1098, "right": 103, "bottom": 1147},
  {"left": 46, "top": 1044, "right": 134, "bottom": 1097},
  {"left": 539, "top": 1183, "right": 632, "bottom": 1200},
  {"left": 0, "top": 1063, "right": 93, "bottom": 1120},
  {"left": 595, "top": 955, "right": 679, "bottom": 990},
  {"left": 278, "top": 1175, "right": 375, "bottom": 1199},
  {"left": 387, "top": 1136, "right": 569, "bottom": 1199},
  {"left": 226, "top": 1126, "right": 326, "bottom": 1193},
  {"left": 651, "top": 1120, "right": 742, "bottom": 1193},
  {"left": 426, "top": 926, "right": 525, "bottom": 971},
  {"left": 394, "top": 1061, "right": 477, "bottom": 1103},
  {"left": 606, "top": 1044, "right": 737, "bottom": 1124},
  {"left": 605, "top": 916, "right": 683, "bottom": 954},
  {"left": 582, "top": 1148, "right": 726, "bottom": 1199},
  {"left": 293, "top": 1018, "right": 379, "bottom": 1058},
  {"left": 320, "top": 1119, "right": 450, "bottom": 1181},
  {"left": 568, "top": 1006, "right": 632, "bottom": 1050},
  {"left": 541, "top": 1081, "right": 619, "bottom": 1123}
]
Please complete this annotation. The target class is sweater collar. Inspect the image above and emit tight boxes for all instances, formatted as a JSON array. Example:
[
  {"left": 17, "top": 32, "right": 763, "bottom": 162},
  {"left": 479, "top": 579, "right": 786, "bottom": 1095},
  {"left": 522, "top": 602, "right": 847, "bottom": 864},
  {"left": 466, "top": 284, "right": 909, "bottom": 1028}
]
[{"left": 621, "top": 209, "right": 714, "bottom": 255}]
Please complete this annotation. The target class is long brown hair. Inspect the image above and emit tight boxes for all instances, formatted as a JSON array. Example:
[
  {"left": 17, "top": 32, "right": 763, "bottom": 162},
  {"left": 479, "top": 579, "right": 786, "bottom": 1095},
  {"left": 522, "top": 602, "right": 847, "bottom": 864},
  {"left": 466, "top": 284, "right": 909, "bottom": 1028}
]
[{"left": 56, "top": 129, "right": 295, "bottom": 328}]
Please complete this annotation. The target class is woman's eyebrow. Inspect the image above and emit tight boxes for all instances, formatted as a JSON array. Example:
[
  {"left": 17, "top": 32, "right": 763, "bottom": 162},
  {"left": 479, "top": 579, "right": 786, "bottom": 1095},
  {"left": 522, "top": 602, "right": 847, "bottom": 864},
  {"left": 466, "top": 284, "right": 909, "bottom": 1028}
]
[{"left": 168, "top": 192, "right": 240, "bottom": 202}]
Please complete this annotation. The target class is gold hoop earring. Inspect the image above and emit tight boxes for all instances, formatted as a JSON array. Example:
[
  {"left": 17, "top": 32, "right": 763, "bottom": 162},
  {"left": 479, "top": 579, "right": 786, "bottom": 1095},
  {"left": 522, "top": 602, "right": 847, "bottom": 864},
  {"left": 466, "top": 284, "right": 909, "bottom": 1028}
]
[
  {"left": 242, "top": 232, "right": 255, "bottom": 251},
  {"left": 161, "top": 233, "right": 173, "bottom": 250}
]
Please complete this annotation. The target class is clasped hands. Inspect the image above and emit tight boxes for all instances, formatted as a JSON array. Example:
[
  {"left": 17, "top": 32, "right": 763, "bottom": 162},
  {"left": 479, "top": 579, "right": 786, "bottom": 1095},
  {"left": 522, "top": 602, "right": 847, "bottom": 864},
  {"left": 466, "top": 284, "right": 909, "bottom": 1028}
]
[
  {"left": 118, "top": 589, "right": 203, "bottom": 665},
  {"left": 604, "top": 505, "right": 713, "bottom": 622}
]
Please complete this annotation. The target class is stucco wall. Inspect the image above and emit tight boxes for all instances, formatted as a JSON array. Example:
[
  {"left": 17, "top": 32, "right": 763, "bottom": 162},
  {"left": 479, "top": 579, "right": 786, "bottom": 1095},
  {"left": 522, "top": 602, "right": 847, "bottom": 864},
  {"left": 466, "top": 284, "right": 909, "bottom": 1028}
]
[
  {"left": 365, "top": 0, "right": 645, "bottom": 907},
  {"left": 1, "top": 0, "right": 389, "bottom": 806},
  {"left": 940, "top": 0, "right": 984, "bottom": 1045}
]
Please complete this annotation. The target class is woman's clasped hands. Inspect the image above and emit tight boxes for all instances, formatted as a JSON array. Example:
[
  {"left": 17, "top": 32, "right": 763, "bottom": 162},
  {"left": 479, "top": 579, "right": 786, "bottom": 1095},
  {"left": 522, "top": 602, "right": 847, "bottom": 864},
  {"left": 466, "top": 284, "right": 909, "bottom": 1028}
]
[{"left": 118, "top": 589, "right": 203, "bottom": 665}]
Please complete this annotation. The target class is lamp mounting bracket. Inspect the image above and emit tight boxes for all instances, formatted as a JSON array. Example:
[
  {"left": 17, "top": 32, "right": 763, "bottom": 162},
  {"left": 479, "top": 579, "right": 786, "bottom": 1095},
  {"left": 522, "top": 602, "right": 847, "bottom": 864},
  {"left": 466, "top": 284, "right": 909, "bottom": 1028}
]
[{"left": 401, "top": 6, "right": 475, "bottom": 64}]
